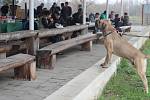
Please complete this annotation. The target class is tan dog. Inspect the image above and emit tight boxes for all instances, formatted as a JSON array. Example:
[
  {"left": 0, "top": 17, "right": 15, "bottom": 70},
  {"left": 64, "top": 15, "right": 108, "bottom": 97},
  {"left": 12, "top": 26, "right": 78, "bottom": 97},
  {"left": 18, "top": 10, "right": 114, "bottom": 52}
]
[{"left": 97, "top": 20, "right": 150, "bottom": 93}]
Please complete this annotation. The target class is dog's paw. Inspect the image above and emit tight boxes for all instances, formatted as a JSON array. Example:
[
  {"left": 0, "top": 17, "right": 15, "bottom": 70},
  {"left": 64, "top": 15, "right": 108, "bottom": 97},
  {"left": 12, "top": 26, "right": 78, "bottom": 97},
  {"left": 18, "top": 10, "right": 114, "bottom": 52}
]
[{"left": 101, "top": 63, "right": 108, "bottom": 68}]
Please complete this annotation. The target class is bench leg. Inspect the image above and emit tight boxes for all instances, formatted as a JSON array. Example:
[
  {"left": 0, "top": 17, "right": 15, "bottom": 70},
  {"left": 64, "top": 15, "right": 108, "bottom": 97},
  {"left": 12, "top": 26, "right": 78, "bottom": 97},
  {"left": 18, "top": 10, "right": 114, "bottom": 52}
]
[
  {"left": 14, "top": 62, "right": 36, "bottom": 81},
  {"left": 0, "top": 53, "right": 6, "bottom": 59},
  {"left": 49, "top": 54, "right": 56, "bottom": 69},
  {"left": 81, "top": 41, "right": 92, "bottom": 51},
  {"left": 30, "top": 62, "right": 36, "bottom": 80},
  {"left": 40, "top": 54, "right": 56, "bottom": 69},
  {"left": 37, "top": 50, "right": 56, "bottom": 69}
]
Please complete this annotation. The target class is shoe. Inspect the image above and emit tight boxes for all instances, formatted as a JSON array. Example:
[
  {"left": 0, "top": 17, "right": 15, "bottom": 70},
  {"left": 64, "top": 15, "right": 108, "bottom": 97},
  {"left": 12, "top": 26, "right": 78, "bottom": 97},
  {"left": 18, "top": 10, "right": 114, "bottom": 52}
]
[{"left": 57, "top": 52, "right": 63, "bottom": 55}]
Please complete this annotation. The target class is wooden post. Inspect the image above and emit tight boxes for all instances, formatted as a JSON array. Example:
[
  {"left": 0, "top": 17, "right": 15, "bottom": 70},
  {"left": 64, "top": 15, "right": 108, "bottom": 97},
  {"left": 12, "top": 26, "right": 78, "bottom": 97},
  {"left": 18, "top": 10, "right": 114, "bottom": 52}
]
[
  {"left": 81, "top": 41, "right": 92, "bottom": 51},
  {"left": 49, "top": 55, "right": 56, "bottom": 69},
  {"left": 14, "top": 62, "right": 36, "bottom": 81},
  {"left": 37, "top": 50, "right": 55, "bottom": 69},
  {"left": 30, "top": 61, "right": 36, "bottom": 80},
  {"left": 25, "top": 36, "right": 39, "bottom": 55}
]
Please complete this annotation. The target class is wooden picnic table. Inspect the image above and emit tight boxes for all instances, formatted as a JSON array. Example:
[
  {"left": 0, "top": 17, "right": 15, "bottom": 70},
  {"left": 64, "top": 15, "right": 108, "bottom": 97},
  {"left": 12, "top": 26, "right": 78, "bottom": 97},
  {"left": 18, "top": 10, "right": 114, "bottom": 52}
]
[
  {"left": 87, "top": 22, "right": 95, "bottom": 28},
  {"left": 0, "top": 24, "right": 88, "bottom": 56},
  {"left": 119, "top": 26, "right": 131, "bottom": 32}
]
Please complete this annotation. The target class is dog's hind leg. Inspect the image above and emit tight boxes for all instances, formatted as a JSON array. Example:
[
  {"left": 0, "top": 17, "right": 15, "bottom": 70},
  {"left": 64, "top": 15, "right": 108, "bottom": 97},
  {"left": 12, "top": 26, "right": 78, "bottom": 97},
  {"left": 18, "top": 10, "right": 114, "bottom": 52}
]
[
  {"left": 135, "top": 58, "right": 148, "bottom": 93},
  {"left": 101, "top": 39, "right": 113, "bottom": 68}
]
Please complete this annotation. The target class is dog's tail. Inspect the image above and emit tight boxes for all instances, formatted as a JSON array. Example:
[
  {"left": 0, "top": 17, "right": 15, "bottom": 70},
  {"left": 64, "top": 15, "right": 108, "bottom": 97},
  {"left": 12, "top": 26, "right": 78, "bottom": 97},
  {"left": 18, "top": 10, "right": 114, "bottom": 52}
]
[{"left": 145, "top": 55, "right": 150, "bottom": 59}]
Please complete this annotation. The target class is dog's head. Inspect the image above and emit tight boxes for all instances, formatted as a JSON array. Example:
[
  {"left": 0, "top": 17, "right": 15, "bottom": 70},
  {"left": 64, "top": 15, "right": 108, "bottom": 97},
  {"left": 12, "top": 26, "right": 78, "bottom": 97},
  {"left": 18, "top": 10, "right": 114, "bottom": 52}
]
[{"left": 95, "top": 19, "right": 115, "bottom": 32}]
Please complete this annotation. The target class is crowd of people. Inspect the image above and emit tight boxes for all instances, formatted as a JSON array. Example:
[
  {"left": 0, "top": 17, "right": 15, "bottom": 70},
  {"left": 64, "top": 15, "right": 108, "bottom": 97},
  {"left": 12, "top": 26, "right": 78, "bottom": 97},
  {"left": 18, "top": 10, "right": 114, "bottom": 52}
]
[
  {"left": 109, "top": 11, "right": 130, "bottom": 29},
  {"left": 35, "top": 2, "right": 84, "bottom": 29},
  {"left": 94, "top": 10, "right": 130, "bottom": 32}
]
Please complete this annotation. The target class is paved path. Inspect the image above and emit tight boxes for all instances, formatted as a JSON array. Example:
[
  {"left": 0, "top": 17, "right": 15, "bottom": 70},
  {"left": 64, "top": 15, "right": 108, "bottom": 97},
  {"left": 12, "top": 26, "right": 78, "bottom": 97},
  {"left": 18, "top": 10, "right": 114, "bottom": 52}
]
[
  {"left": 0, "top": 44, "right": 106, "bottom": 100},
  {"left": 0, "top": 25, "right": 147, "bottom": 100}
]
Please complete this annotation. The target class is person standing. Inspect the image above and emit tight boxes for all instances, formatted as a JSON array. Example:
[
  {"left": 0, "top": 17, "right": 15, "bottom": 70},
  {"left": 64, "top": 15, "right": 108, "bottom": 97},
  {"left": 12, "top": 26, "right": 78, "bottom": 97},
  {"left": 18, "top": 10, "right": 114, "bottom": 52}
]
[
  {"left": 37, "top": 3, "right": 44, "bottom": 17},
  {"left": 50, "top": 2, "right": 60, "bottom": 20},
  {"left": 64, "top": 2, "right": 72, "bottom": 25},
  {"left": 1, "top": 3, "right": 9, "bottom": 16}
]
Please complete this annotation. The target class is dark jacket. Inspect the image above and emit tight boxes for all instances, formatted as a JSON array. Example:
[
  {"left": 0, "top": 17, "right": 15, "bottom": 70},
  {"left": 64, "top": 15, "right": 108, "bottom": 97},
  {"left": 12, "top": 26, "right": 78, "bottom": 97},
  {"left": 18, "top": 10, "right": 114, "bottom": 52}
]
[
  {"left": 37, "top": 5, "right": 43, "bottom": 17},
  {"left": 1, "top": 5, "right": 9, "bottom": 16},
  {"left": 123, "top": 15, "right": 129, "bottom": 26},
  {"left": 72, "top": 12, "right": 83, "bottom": 24},
  {"left": 41, "top": 17, "right": 55, "bottom": 29},
  {"left": 63, "top": 6, "right": 72, "bottom": 18}
]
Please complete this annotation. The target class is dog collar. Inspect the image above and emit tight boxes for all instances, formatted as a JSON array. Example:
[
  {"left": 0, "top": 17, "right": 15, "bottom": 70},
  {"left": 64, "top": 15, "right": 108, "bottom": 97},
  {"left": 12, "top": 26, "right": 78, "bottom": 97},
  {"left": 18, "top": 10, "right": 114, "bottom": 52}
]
[{"left": 102, "top": 31, "right": 113, "bottom": 37}]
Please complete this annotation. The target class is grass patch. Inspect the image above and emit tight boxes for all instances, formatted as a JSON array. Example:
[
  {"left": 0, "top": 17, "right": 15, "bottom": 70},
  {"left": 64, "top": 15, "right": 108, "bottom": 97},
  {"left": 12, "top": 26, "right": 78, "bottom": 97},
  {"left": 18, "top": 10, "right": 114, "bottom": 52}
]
[{"left": 99, "top": 40, "right": 150, "bottom": 100}]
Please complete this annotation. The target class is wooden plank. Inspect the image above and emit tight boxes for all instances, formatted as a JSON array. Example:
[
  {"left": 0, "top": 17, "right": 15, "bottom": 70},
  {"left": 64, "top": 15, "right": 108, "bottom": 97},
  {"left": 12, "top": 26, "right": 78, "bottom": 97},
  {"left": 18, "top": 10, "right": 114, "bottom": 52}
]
[
  {"left": 0, "top": 45, "right": 11, "bottom": 53},
  {"left": 0, "top": 41, "right": 27, "bottom": 58},
  {"left": 38, "top": 25, "right": 88, "bottom": 38},
  {"left": 0, "top": 30, "right": 37, "bottom": 41},
  {"left": 40, "top": 33, "right": 97, "bottom": 54},
  {"left": 0, "top": 54, "right": 35, "bottom": 72},
  {"left": 40, "top": 33, "right": 96, "bottom": 50}
]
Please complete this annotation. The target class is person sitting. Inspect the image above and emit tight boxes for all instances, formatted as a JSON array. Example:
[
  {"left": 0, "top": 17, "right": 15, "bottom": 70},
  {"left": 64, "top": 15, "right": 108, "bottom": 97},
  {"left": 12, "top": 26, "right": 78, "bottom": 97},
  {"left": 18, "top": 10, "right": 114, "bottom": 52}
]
[
  {"left": 89, "top": 13, "right": 95, "bottom": 22},
  {"left": 53, "top": 13, "right": 65, "bottom": 27},
  {"left": 122, "top": 12, "right": 129, "bottom": 26},
  {"left": 100, "top": 10, "right": 107, "bottom": 20},
  {"left": 41, "top": 11, "right": 63, "bottom": 43},
  {"left": 114, "top": 14, "right": 123, "bottom": 32},
  {"left": 72, "top": 8, "right": 83, "bottom": 25},
  {"left": 95, "top": 13, "right": 101, "bottom": 33},
  {"left": 41, "top": 10, "right": 55, "bottom": 29},
  {"left": 109, "top": 11, "right": 115, "bottom": 23}
]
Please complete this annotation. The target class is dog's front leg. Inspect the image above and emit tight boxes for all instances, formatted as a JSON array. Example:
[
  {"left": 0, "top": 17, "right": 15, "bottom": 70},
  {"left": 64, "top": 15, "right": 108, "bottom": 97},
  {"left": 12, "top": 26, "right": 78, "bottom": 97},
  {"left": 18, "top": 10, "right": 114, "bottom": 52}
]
[{"left": 101, "top": 39, "right": 113, "bottom": 68}]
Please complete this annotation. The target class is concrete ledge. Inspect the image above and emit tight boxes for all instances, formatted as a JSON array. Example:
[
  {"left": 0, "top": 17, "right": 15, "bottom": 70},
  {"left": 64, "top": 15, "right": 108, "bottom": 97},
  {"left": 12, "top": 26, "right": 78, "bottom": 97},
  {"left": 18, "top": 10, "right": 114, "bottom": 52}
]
[{"left": 44, "top": 26, "right": 150, "bottom": 100}]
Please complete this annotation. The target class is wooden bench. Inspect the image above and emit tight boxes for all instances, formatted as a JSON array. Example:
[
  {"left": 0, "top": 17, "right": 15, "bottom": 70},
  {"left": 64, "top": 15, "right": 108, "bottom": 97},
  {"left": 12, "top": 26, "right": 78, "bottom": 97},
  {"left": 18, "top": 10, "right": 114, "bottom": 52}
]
[
  {"left": 0, "top": 54, "right": 36, "bottom": 81},
  {"left": 37, "top": 33, "right": 97, "bottom": 69},
  {"left": 119, "top": 26, "right": 131, "bottom": 32}
]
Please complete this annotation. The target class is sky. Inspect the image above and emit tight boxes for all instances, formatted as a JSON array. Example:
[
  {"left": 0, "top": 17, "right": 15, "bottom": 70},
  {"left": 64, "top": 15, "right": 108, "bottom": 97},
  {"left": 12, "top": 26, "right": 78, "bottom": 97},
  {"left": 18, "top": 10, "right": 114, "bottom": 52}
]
[
  {"left": 94, "top": 0, "right": 117, "bottom": 4},
  {"left": 94, "top": 0, "right": 145, "bottom": 4}
]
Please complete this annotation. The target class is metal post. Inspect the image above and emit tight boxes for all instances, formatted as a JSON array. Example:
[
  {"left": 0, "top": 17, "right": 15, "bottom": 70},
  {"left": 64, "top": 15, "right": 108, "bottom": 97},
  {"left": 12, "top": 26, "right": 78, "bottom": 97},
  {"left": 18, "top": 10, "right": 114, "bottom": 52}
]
[
  {"left": 29, "top": 0, "right": 34, "bottom": 30},
  {"left": 142, "top": 4, "right": 144, "bottom": 25},
  {"left": 12, "top": 0, "right": 15, "bottom": 19},
  {"left": 83, "top": 0, "right": 86, "bottom": 24},
  {"left": 25, "top": 2, "right": 27, "bottom": 19},
  {"left": 128, "top": 0, "right": 129, "bottom": 16},
  {"left": 121, "top": 0, "right": 123, "bottom": 16},
  {"left": 106, "top": 0, "right": 109, "bottom": 19}
]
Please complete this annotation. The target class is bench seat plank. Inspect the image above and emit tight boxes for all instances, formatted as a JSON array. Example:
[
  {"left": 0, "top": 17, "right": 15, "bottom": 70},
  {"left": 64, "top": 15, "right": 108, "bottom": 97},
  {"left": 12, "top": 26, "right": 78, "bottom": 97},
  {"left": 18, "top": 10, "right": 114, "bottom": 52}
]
[
  {"left": 0, "top": 54, "right": 35, "bottom": 71},
  {"left": 40, "top": 33, "right": 96, "bottom": 54}
]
